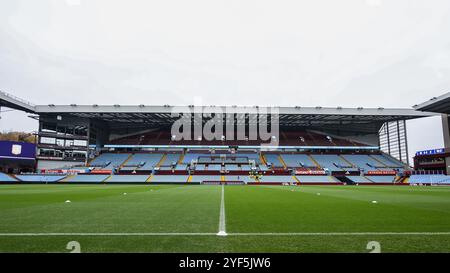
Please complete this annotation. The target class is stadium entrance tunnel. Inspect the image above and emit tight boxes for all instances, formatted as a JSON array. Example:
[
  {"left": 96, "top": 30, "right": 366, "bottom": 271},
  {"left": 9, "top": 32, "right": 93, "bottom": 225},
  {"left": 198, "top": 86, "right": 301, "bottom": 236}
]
[{"left": 335, "top": 176, "right": 356, "bottom": 185}]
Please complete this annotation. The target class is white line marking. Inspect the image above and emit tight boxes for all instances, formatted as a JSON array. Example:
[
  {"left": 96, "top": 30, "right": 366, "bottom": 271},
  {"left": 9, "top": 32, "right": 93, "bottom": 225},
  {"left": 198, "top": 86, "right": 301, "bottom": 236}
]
[
  {"left": 0, "top": 232, "right": 449, "bottom": 236},
  {"left": 0, "top": 233, "right": 216, "bottom": 236},
  {"left": 227, "top": 232, "right": 450, "bottom": 236},
  {"left": 217, "top": 184, "right": 227, "bottom": 236}
]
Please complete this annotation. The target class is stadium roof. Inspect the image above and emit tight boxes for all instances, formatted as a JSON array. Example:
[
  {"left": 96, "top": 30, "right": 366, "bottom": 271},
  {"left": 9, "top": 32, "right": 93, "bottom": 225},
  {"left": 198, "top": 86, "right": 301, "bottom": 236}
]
[
  {"left": 415, "top": 92, "right": 450, "bottom": 114},
  {"left": 0, "top": 90, "right": 35, "bottom": 113},
  {"left": 0, "top": 90, "right": 436, "bottom": 133}
]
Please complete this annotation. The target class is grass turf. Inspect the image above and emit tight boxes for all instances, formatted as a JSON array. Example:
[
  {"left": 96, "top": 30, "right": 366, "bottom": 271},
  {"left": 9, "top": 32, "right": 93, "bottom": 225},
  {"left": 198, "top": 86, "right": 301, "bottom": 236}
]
[{"left": 0, "top": 184, "right": 450, "bottom": 252}]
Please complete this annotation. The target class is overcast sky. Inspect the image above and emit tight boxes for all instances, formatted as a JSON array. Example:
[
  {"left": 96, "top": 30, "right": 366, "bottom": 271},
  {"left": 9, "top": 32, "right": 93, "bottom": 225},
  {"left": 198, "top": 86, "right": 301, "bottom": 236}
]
[{"left": 0, "top": 0, "right": 448, "bottom": 162}]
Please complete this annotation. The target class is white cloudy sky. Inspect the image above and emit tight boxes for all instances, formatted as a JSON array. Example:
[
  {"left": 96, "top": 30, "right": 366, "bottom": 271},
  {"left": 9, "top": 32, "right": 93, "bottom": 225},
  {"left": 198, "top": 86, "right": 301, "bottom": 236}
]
[{"left": 0, "top": 0, "right": 449, "bottom": 162}]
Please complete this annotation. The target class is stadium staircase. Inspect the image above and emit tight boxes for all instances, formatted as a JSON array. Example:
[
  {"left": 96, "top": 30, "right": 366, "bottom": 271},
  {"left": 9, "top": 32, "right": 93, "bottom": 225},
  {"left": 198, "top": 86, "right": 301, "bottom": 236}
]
[
  {"left": 293, "top": 176, "right": 300, "bottom": 184},
  {"left": 60, "top": 175, "right": 74, "bottom": 182},
  {"left": 146, "top": 174, "right": 153, "bottom": 183},
  {"left": 103, "top": 175, "right": 113, "bottom": 183},
  {"left": 6, "top": 173, "right": 18, "bottom": 181},
  {"left": 119, "top": 154, "right": 134, "bottom": 169},
  {"left": 177, "top": 154, "right": 185, "bottom": 164},
  {"left": 365, "top": 176, "right": 374, "bottom": 182},
  {"left": 336, "top": 176, "right": 355, "bottom": 185},
  {"left": 278, "top": 155, "right": 287, "bottom": 169},
  {"left": 260, "top": 154, "right": 268, "bottom": 166},
  {"left": 187, "top": 175, "right": 193, "bottom": 183},
  {"left": 156, "top": 154, "right": 167, "bottom": 168}
]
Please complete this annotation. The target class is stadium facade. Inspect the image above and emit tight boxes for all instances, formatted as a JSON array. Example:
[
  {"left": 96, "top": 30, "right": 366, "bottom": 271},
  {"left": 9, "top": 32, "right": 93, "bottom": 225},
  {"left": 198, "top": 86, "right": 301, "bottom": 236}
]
[
  {"left": 0, "top": 90, "right": 442, "bottom": 185},
  {"left": 415, "top": 92, "right": 450, "bottom": 174}
]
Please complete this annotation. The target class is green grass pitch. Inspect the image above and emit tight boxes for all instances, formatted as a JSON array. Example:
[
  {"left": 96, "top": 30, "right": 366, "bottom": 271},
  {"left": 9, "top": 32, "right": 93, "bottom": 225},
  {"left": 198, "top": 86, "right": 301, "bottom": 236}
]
[{"left": 1, "top": 184, "right": 450, "bottom": 253}]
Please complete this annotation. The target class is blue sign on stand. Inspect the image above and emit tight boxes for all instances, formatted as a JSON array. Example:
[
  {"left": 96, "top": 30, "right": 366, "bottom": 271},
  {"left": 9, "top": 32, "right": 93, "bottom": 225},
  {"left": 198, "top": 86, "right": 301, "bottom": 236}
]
[
  {"left": 0, "top": 141, "right": 36, "bottom": 160},
  {"left": 415, "top": 148, "right": 445, "bottom": 156}
]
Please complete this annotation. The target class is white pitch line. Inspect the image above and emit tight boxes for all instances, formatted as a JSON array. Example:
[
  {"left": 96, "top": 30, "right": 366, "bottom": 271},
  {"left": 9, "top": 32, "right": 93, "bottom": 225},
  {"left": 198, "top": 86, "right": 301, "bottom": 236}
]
[
  {"left": 226, "top": 232, "right": 450, "bottom": 236},
  {"left": 0, "top": 232, "right": 450, "bottom": 236},
  {"left": 217, "top": 184, "right": 227, "bottom": 236},
  {"left": 0, "top": 233, "right": 217, "bottom": 236}
]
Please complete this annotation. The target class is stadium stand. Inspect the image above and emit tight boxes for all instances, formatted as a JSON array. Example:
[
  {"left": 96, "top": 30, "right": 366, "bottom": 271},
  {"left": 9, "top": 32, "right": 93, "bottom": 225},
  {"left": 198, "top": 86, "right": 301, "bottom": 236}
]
[
  {"left": 281, "top": 154, "right": 318, "bottom": 168},
  {"left": 123, "top": 153, "right": 163, "bottom": 171},
  {"left": 0, "top": 172, "right": 18, "bottom": 182},
  {"left": 159, "top": 153, "right": 181, "bottom": 166},
  {"left": 182, "top": 153, "right": 203, "bottom": 164},
  {"left": 341, "top": 154, "right": 390, "bottom": 171},
  {"left": 190, "top": 175, "right": 223, "bottom": 183},
  {"left": 257, "top": 176, "right": 296, "bottom": 183},
  {"left": 371, "top": 154, "right": 404, "bottom": 168},
  {"left": 296, "top": 175, "right": 339, "bottom": 183},
  {"left": 89, "top": 153, "right": 130, "bottom": 170},
  {"left": 175, "top": 164, "right": 188, "bottom": 171},
  {"left": 346, "top": 176, "right": 372, "bottom": 183},
  {"left": 224, "top": 175, "right": 255, "bottom": 183},
  {"left": 64, "top": 174, "right": 110, "bottom": 183},
  {"left": 365, "top": 176, "right": 395, "bottom": 183},
  {"left": 109, "top": 129, "right": 369, "bottom": 147},
  {"left": 107, "top": 175, "right": 150, "bottom": 183},
  {"left": 150, "top": 175, "right": 189, "bottom": 183},
  {"left": 409, "top": 175, "right": 450, "bottom": 184},
  {"left": 15, "top": 174, "right": 67, "bottom": 183},
  {"left": 263, "top": 154, "right": 284, "bottom": 168},
  {"left": 310, "top": 154, "right": 354, "bottom": 172}
]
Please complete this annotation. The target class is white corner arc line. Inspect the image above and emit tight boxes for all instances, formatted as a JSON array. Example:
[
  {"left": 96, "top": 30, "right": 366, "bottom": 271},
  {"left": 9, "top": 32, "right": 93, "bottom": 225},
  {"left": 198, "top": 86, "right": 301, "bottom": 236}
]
[{"left": 217, "top": 184, "right": 227, "bottom": 236}]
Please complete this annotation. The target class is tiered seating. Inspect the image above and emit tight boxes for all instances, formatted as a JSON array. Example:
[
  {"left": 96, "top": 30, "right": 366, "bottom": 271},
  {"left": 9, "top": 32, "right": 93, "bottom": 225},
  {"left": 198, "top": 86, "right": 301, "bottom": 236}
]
[
  {"left": 89, "top": 153, "right": 131, "bottom": 170},
  {"left": 281, "top": 154, "right": 318, "bottom": 168},
  {"left": 258, "top": 165, "right": 269, "bottom": 171},
  {"left": 124, "top": 153, "right": 163, "bottom": 171},
  {"left": 310, "top": 155, "right": 356, "bottom": 172},
  {"left": 409, "top": 175, "right": 450, "bottom": 184},
  {"left": 225, "top": 165, "right": 241, "bottom": 171},
  {"left": 151, "top": 175, "right": 188, "bottom": 183},
  {"left": 195, "top": 164, "right": 206, "bottom": 171},
  {"left": 235, "top": 153, "right": 261, "bottom": 164},
  {"left": 15, "top": 175, "right": 67, "bottom": 183},
  {"left": 224, "top": 175, "right": 255, "bottom": 183},
  {"left": 264, "top": 154, "right": 284, "bottom": 168},
  {"left": 296, "top": 175, "right": 339, "bottom": 183},
  {"left": 371, "top": 154, "right": 404, "bottom": 168},
  {"left": 110, "top": 129, "right": 369, "bottom": 147},
  {"left": 160, "top": 153, "right": 181, "bottom": 166},
  {"left": 183, "top": 153, "right": 203, "bottom": 164},
  {"left": 107, "top": 175, "right": 150, "bottom": 183},
  {"left": 175, "top": 164, "right": 188, "bottom": 171},
  {"left": 0, "top": 172, "right": 17, "bottom": 182},
  {"left": 347, "top": 176, "right": 371, "bottom": 183},
  {"left": 344, "top": 154, "right": 397, "bottom": 172},
  {"left": 366, "top": 176, "right": 395, "bottom": 183},
  {"left": 257, "top": 176, "right": 296, "bottom": 183},
  {"left": 207, "top": 165, "right": 222, "bottom": 171},
  {"left": 190, "top": 175, "right": 223, "bottom": 183},
  {"left": 66, "top": 175, "right": 110, "bottom": 183}
]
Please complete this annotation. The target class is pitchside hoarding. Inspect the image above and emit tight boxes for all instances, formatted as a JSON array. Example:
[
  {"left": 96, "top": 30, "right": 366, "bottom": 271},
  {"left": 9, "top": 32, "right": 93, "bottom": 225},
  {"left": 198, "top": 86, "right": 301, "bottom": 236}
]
[{"left": 0, "top": 141, "right": 36, "bottom": 160}]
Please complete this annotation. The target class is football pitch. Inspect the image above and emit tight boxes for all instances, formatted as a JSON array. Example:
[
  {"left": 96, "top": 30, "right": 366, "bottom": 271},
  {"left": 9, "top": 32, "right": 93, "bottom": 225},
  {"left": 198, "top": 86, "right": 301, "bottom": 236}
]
[{"left": 1, "top": 184, "right": 450, "bottom": 253}]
